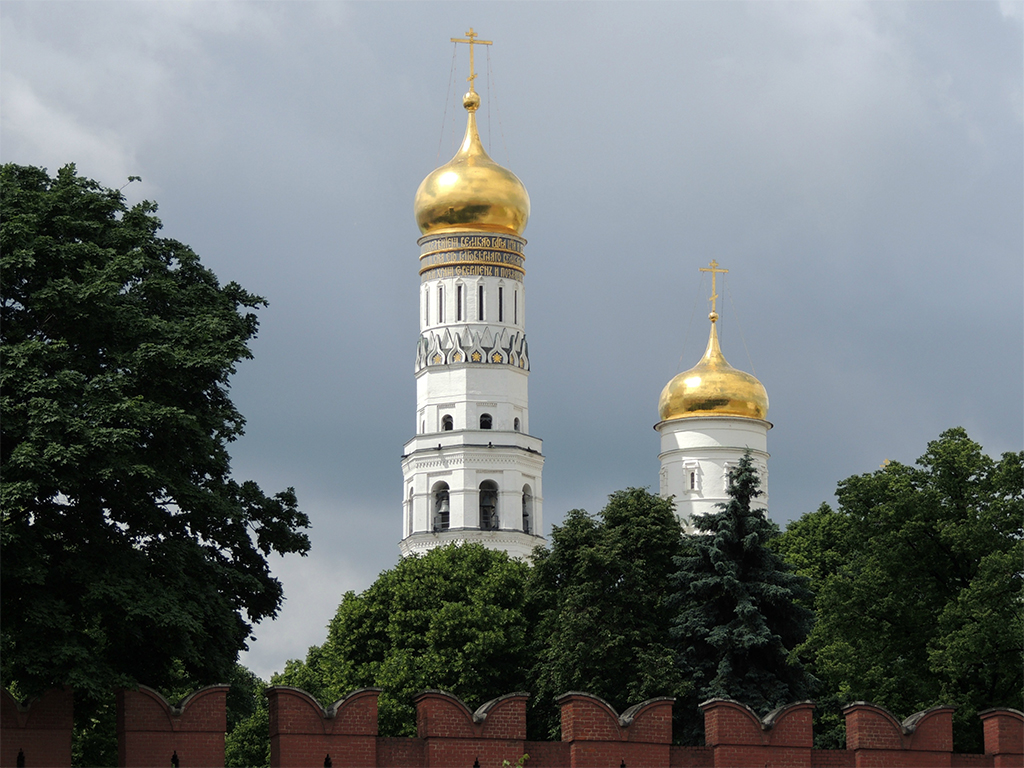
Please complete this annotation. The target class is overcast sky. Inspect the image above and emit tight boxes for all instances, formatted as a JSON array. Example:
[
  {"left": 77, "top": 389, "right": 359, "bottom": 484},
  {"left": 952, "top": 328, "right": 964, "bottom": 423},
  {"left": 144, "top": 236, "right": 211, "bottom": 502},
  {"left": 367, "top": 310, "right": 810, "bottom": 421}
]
[{"left": 3, "top": 1, "right": 1022, "bottom": 683}]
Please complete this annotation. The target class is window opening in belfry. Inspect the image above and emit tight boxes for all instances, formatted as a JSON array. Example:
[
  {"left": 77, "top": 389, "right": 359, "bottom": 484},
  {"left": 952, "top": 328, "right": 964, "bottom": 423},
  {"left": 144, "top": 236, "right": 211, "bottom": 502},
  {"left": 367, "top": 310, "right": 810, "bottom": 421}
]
[
  {"left": 437, "top": 285, "right": 444, "bottom": 323},
  {"left": 478, "top": 284, "right": 485, "bottom": 320},
  {"left": 522, "top": 484, "right": 533, "bottom": 533},
  {"left": 442, "top": 414, "right": 453, "bottom": 431},
  {"left": 433, "top": 483, "right": 450, "bottom": 530},
  {"left": 514, "top": 417, "right": 520, "bottom": 432},
  {"left": 479, "top": 481, "right": 498, "bottom": 530},
  {"left": 480, "top": 413, "right": 492, "bottom": 430}
]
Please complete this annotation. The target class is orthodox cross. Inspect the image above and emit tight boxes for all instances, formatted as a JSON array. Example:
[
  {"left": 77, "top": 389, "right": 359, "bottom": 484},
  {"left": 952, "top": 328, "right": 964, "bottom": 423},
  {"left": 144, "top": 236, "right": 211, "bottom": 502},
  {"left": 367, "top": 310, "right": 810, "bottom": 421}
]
[
  {"left": 699, "top": 260, "right": 729, "bottom": 318},
  {"left": 451, "top": 28, "right": 492, "bottom": 92}
]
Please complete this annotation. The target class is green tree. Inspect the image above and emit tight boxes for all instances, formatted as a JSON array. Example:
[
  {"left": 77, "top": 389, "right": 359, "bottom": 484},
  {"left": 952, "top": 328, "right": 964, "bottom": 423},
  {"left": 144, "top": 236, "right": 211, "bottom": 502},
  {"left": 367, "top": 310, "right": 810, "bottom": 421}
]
[
  {"left": 274, "top": 543, "right": 531, "bottom": 737},
  {"left": 777, "top": 428, "right": 1023, "bottom": 752},
  {"left": 1, "top": 165, "right": 310, "bottom": 710},
  {"left": 670, "top": 453, "right": 813, "bottom": 742},
  {"left": 224, "top": 665, "right": 270, "bottom": 768},
  {"left": 527, "top": 488, "right": 687, "bottom": 739}
]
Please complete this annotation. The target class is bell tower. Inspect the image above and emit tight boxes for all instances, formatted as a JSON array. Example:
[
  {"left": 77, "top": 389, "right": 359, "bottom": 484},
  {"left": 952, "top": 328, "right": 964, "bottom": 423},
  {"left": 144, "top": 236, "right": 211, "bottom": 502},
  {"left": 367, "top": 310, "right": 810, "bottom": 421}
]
[{"left": 400, "top": 30, "right": 545, "bottom": 558}]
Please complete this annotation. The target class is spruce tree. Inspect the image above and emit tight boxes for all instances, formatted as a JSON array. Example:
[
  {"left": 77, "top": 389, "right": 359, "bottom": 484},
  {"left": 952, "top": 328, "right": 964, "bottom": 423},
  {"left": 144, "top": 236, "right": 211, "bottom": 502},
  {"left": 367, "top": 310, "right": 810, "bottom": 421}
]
[{"left": 670, "top": 452, "right": 813, "bottom": 739}]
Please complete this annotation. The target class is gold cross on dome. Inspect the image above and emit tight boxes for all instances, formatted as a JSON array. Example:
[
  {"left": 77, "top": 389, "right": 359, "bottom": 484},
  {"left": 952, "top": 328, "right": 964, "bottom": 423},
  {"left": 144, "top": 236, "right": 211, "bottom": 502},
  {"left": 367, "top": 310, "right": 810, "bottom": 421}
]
[
  {"left": 699, "top": 260, "right": 729, "bottom": 318},
  {"left": 451, "top": 28, "right": 492, "bottom": 92}
]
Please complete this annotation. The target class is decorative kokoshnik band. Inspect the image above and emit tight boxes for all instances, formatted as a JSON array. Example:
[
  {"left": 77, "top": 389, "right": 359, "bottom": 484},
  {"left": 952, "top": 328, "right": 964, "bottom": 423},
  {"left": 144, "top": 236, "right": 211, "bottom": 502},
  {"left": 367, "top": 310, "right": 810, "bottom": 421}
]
[{"left": 419, "top": 232, "right": 526, "bottom": 282}]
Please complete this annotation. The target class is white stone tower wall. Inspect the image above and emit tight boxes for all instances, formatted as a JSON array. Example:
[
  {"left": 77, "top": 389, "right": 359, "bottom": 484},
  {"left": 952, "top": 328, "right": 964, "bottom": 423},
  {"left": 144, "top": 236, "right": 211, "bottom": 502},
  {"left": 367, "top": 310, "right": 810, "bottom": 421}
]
[
  {"left": 400, "top": 230, "right": 545, "bottom": 560},
  {"left": 658, "top": 416, "right": 770, "bottom": 530}
]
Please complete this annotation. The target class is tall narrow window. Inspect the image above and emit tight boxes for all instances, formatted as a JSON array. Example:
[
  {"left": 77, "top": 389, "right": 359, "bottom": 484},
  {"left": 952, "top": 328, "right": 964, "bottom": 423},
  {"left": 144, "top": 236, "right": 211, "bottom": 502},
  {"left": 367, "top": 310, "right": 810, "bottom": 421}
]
[
  {"left": 513, "top": 417, "right": 521, "bottom": 432},
  {"left": 433, "top": 483, "right": 450, "bottom": 531},
  {"left": 437, "top": 285, "right": 444, "bottom": 324},
  {"left": 522, "top": 485, "right": 533, "bottom": 534},
  {"left": 498, "top": 286, "right": 504, "bottom": 322},
  {"left": 514, "top": 290, "right": 518, "bottom": 324},
  {"left": 479, "top": 481, "right": 498, "bottom": 530},
  {"left": 478, "top": 285, "right": 484, "bottom": 320},
  {"left": 690, "top": 471, "right": 696, "bottom": 490},
  {"left": 425, "top": 289, "right": 429, "bottom": 326},
  {"left": 457, "top": 284, "right": 464, "bottom": 321}
]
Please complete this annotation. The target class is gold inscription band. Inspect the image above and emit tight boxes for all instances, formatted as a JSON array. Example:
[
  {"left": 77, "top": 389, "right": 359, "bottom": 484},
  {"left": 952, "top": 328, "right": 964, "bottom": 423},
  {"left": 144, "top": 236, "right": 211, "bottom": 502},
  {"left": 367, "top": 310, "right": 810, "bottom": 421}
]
[
  {"left": 420, "top": 250, "right": 525, "bottom": 272},
  {"left": 419, "top": 233, "right": 525, "bottom": 254},
  {"left": 421, "top": 265, "right": 524, "bottom": 281}
]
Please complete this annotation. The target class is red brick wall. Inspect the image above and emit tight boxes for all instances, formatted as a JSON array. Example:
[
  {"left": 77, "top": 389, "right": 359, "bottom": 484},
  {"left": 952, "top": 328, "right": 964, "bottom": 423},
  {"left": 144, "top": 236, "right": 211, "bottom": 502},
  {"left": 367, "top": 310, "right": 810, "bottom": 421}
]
[
  {"left": 556, "top": 692, "right": 674, "bottom": 768},
  {"left": 843, "top": 702, "right": 954, "bottom": 768},
  {"left": 701, "top": 698, "right": 814, "bottom": 768},
  {"left": 0, "top": 687, "right": 73, "bottom": 768},
  {"left": 116, "top": 685, "right": 227, "bottom": 768},
  {"left": 414, "top": 690, "right": 528, "bottom": 767},
  {"left": 669, "top": 744, "right": 714, "bottom": 767},
  {"left": 979, "top": 709, "right": 1023, "bottom": 768},
  {"left": 9, "top": 684, "right": 1018, "bottom": 768},
  {"left": 523, "top": 740, "right": 571, "bottom": 767},
  {"left": 267, "top": 686, "right": 380, "bottom": 768}
]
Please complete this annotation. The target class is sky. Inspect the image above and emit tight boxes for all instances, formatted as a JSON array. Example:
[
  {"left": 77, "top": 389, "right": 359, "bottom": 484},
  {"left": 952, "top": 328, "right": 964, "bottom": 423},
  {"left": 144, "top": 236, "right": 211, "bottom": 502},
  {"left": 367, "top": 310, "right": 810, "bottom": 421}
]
[{"left": 2, "top": 1, "right": 1022, "bottom": 683}]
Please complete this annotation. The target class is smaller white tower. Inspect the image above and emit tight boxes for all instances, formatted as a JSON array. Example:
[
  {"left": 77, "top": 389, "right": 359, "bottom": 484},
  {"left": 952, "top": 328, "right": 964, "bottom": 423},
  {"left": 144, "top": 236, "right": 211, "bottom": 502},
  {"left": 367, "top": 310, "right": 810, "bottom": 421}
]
[{"left": 655, "top": 261, "right": 771, "bottom": 530}]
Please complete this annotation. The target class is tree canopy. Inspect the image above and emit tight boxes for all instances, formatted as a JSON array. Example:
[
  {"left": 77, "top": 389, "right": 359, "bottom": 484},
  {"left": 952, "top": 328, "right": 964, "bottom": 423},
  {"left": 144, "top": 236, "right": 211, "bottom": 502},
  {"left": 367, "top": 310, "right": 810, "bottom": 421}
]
[
  {"left": 670, "top": 453, "right": 813, "bottom": 741},
  {"left": 527, "top": 488, "right": 687, "bottom": 738},
  {"left": 775, "top": 427, "right": 1023, "bottom": 751},
  {"left": 0, "top": 164, "right": 311, "bottom": 703},
  {"left": 274, "top": 543, "right": 531, "bottom": 737}
]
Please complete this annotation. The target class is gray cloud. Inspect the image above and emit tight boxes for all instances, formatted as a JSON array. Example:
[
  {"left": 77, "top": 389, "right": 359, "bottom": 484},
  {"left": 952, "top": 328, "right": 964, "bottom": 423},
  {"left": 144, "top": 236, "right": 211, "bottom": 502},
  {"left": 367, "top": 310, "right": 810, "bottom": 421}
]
[{"left": 3, "top": 1, "right": 1020, "bottom": 680}]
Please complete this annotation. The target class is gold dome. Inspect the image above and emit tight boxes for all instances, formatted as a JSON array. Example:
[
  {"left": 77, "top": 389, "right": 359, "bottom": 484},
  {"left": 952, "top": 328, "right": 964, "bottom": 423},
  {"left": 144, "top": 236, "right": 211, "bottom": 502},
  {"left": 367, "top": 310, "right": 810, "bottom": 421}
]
[
  {"left": 658, "top": 317, "right": 769, "bottom": 422},
  {"left": 414, "top": 91, "right": 530, "bottom": 236}
]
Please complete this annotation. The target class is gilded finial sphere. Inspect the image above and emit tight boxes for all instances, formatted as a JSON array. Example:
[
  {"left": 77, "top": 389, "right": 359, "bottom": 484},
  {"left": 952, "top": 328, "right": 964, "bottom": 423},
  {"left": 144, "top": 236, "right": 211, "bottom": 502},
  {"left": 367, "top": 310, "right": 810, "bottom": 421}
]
[
  {"left": 463, "top": 91, "right": 481, "bottom": 111},
  {"left": 658, "top": 323, "right": 769, "bottom": 422}
]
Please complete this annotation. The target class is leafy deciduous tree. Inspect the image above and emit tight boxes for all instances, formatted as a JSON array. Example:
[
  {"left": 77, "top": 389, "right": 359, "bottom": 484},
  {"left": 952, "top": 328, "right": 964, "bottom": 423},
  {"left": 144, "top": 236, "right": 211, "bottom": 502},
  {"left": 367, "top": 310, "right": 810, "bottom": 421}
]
[
  {"left": 527, "top": 488, "right": 687, "bottom": 739},
  {"left": 274, "top": 543, "right": 531, "bottom": 737},
  {"left": 0, "top": 164, "right": 311, "bottom": 708},
  {"left": 777, "top": 428, "right": 1023, "bottom": 751}
]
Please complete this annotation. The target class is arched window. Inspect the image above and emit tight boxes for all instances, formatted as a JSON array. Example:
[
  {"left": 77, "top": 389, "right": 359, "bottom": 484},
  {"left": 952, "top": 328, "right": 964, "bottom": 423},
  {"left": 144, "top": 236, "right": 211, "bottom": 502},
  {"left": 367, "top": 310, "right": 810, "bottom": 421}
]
[
  {"left": 480, "top": 413, "right": 492, "bottom": 430},
  {"left": 433, "top": 483, "right": 450, "bottom": 531},
  {"left": 522, "top": 484, "right": 533, "bottom": 534},
  {"left": 441, "top": 415, "right": 453, "bottom": 431},
  {"left": 479, "top": 481, "right": 498, "bottom": 530},
  {"left": 513, "top": 417, "right": 521, "bottom": 432},
  {"left": 437, "top": 285, "right": 444, "bottom": 324},
  {"left": 456, "top": 283, "right": 464, "bottom": 321},
  {"left": 477, "top": 284, "right": 485, "bottom": 320}
]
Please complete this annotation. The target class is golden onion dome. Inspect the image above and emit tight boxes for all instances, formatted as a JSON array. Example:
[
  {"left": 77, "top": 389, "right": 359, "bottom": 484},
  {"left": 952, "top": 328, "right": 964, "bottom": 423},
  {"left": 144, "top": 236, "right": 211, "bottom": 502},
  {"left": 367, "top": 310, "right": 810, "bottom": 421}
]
[
  {"left": 414, "top": 91, "right": 530, "bottom": 236},
  {"left": 658, "top": 314, "right": 769, "bottom": 422}
]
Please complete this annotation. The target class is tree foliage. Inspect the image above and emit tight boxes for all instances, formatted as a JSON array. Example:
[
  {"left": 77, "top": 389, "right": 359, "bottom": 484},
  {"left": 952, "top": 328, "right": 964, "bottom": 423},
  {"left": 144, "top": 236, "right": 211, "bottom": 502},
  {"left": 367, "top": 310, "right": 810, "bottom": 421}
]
[
  {"left": 670, "top": 453, "right": 813, "bottom": 741},
  {"left": 0, "top": 164, "right": 311, "bottom": 705},
  {"left": 527, "top": 488, "right": 687, "bottom": 738},
  {"left": 273, "top": 543, "right": 531, "bottom": 737},
  {"left": 776, "top": 428, "right": 1023, "bottom": 751}
]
